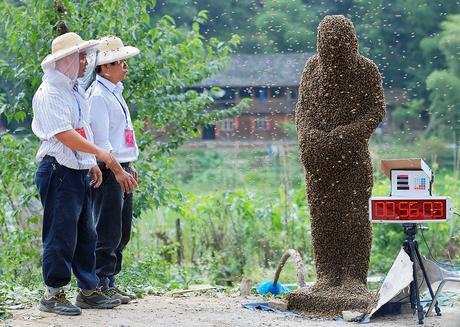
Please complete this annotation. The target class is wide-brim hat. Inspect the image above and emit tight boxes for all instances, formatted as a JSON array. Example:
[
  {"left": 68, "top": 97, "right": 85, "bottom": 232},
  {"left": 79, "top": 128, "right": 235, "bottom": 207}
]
[
  {"left": 41, "top": 32, "right": 99, "bottom": 68},
  {"left": 96, "top": 36, "right": 140, "bottom": 66}
]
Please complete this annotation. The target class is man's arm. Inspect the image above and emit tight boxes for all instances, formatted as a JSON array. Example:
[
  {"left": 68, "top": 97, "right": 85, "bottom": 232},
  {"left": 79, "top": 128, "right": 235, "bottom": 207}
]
[
  {"left": 55, "top": 129, "right": 108, "bottom": 159},
  {"left": 330, "top": 64, "right": 385, "bottom": 140},
  {"left": 55, "top": 130, "right": 137, "bottom": 193}
]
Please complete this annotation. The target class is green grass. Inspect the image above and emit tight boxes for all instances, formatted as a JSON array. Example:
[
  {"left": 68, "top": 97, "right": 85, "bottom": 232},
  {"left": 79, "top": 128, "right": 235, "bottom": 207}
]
[{"left": 133, "top": 138, "right": 460, "bottom": 287}]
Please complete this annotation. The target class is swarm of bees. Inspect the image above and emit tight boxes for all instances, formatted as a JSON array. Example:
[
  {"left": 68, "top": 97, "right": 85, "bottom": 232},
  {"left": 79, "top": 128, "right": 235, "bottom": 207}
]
[{"left": 287, "top": 15, "right": 386, "bottom": 317}]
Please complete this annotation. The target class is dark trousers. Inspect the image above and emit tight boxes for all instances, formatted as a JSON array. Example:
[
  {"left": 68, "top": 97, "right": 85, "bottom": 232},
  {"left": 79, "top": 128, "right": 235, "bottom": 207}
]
[
  {"left": 35, "top": 157, "right": 98, "bottom": 290},
  {"left": 92, "top": 164, "right": 133, "bottom": 289}
]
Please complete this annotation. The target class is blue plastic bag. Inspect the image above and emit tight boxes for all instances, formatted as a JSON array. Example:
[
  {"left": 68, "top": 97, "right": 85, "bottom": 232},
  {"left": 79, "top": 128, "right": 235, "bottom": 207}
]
[{"left": 256, "top": 280, "right": 291, "bottom": 295}]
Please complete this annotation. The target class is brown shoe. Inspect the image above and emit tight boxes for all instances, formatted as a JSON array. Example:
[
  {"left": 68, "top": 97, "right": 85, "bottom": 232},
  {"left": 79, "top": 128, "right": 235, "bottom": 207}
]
[
  {"left": 114, "top": 287, "right": 137, "bottom": 300},
  {"left": 38, "top": 291, "right": 81, "bottom": 316},
  {"left": 103, "top": 287, "right": 130, "bottom": 304},
  {"left": 75, "top": 288, "right": 121, "bottom": 309}
]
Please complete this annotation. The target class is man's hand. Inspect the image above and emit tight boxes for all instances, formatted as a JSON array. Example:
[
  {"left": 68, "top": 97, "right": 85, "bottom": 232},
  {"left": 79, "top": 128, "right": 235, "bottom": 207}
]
[
  {"left": 96, "top": 149, "right": 138, "bottom": 193},
  {"left": 130, "top": 165, "right": 138, "bottom": 183},
  {"left": 90, "top": 165, "right": 103, "bottom": 188},
  {"left": 113, "top": 168, "right": 137, "bottom": 193}
]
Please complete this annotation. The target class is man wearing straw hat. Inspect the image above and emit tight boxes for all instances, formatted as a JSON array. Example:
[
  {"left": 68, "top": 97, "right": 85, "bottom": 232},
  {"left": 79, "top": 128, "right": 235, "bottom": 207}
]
[
  {"left": 32, "top": 32, "right": 138, "bottom": 315},
  {"left": 89, "top": 36, "right": 140, "bottom": 304}
]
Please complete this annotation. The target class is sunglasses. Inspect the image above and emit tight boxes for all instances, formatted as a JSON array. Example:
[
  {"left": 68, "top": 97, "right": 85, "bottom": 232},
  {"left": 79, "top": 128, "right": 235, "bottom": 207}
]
[{"left": 110, "top": 59, "right": 128, "bottom": 69}]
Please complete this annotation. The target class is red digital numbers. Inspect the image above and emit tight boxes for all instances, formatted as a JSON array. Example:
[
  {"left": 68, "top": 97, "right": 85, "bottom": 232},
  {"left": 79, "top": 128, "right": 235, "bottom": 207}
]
[{"left": 372, "top": 199, "right": 446, "bottom": 221}]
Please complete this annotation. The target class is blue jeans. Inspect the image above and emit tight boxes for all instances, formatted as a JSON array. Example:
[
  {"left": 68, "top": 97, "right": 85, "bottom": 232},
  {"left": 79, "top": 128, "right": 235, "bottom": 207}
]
[
  {"left": 35, "top": 156, "right": 98, "bottom": 290},
  {"left": 92, "top": 163, "right": 133, "bottom": 289}
]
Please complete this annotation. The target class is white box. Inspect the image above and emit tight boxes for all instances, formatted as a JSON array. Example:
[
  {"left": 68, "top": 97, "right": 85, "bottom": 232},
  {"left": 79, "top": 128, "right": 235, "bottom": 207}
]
[
  {"left": 381, "top": 159, "right": 432, "bottom": 197},
  {"left": 390, "top": 170, "right": 431, "bottom": 197}
]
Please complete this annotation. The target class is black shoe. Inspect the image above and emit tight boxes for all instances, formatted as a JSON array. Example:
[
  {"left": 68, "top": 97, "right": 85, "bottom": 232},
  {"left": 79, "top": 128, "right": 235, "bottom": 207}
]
[
  {"left": 103, "top": 287, "right": 130, "bottom": 304},
  {"left": 75, "top": 288, "right": 121, "bottom": 309},
  {"left": 114, "top": 287, "right": 137, "bottom": 300},
  {"left": 38, "top": 291, "right": 82, "bottom": 316}
]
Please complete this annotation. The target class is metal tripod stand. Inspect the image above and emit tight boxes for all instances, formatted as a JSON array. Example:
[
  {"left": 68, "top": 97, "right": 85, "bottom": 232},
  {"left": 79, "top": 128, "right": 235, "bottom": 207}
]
[{"left": 402, "top": 223, "right": 441, "bottom": 324}]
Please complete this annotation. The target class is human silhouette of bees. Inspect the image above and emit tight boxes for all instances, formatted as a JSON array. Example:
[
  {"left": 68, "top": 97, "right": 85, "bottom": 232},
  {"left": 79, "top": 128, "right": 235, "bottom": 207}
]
[{"left": 287, "top": 15, "right": 386, "bottom": 316}]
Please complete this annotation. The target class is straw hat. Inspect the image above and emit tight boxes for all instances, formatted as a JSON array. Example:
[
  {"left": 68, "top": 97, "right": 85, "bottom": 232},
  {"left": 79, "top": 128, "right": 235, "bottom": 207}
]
[
  {"left": 96, "top": 36, "right": 140, "bottom": 66},
  {"left": 41, "top": 32, "right": 99, "bottom": 68}
]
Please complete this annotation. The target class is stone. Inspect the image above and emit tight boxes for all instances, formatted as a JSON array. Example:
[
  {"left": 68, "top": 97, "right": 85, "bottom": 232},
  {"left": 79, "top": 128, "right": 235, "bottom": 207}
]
[
  {"left": 239, "top": 277, "right": 253, "bottom": 296},
  {"left": 342, "top": 310, "right": 365, "bottom": 322},
  {"left": 268, "top": 299, "right": 288, "bottom": 311}
]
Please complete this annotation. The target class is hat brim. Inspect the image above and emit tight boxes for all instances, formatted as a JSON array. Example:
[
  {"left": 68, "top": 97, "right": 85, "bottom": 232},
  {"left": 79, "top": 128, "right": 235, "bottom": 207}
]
[
  {"left": 96, "top": 46, "right": 140, "bottom": 66},
  {"left": 41, "top": 40, "right": 100, "bottom": 68}
]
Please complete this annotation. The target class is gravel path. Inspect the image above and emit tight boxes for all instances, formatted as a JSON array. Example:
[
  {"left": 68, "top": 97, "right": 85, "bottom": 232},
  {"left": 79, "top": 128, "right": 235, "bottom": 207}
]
[{"left": 2, "top": 295, "right": 459, "bottom": 327}]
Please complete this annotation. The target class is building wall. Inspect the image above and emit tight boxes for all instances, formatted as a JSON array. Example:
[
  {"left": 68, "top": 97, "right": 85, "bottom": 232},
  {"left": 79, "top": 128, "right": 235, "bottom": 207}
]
[
  {"left": 204, "top": 85, "right": 298, "bottom": 141},
  {"left": 216, "top": 113, "right": 294, "bottom": 140}
]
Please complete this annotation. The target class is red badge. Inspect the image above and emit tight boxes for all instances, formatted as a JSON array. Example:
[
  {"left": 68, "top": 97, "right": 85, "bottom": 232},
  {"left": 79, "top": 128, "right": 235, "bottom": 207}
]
[
  {"left": 125, "top": 128, "right": 135, "bottom": 147},
  {"left": 75, "top": 127, "right": 87, "bottom": 139}
]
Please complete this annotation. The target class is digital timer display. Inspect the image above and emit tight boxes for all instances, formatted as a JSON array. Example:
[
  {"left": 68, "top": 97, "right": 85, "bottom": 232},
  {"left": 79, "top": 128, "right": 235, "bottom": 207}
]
[{"left": 369, "top": 197, "right": 451, "bottom": 223}]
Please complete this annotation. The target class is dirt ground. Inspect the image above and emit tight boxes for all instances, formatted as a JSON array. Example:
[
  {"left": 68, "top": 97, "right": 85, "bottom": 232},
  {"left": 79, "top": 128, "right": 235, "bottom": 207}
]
[{"left": 2, "top": 294, "right": 459, "bottom": 327}]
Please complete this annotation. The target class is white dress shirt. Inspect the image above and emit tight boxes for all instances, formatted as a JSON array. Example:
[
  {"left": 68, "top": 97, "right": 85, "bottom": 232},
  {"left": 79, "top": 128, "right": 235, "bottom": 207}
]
[
  {"left": 32, "top": 71, "right": 96, "bottom": 170},
  {"left": 89, "top": 75, "right": 138, "bottom": 163}
]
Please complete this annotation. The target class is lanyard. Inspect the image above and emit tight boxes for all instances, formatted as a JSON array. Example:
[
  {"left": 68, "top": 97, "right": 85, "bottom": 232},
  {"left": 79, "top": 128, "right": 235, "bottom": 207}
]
[
  {"left": 74, "top": 94, "right": 81, "bottom": 125},
  {"left": 98, "top": 80, "right": 129, "bottom": 127},
  {"left": 73, "top": 86, "right": 82, "bottom": 124}
]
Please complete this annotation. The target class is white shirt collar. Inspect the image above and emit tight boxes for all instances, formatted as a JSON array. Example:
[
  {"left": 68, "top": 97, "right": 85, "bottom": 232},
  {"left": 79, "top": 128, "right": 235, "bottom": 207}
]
[{"left": 96, "top": 74, "right": 124, "bottom": 93}]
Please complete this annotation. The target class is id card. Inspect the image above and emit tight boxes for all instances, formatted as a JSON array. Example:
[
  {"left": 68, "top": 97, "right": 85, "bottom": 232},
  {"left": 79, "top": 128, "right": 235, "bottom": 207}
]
[
  {"left": 75, "top": 127, "right": 87, "bottom": 139},
  {"left": 125, "top": 128, "right": 135, "bottom": 147}
]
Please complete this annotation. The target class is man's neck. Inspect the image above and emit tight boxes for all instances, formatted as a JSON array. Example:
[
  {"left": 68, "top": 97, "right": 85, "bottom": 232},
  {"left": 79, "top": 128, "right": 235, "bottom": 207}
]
[{"left": 102, "top": 74, "right": 120, "bottom": 85}]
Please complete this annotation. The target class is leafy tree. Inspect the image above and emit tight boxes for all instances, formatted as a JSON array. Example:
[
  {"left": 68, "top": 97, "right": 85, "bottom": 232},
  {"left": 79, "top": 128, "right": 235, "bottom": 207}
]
[
  {"left": 0, "top": 1, "right": 59, "bottom": 123},
  {"left": 0, "top": 0, "right": 249, "bottom": 216},
  {"left": 251, "top": 0, "right": 315, "bottom": 53},
  {"left": 425, "top": 14, "right": 460, "bottom": 139},
  {"left": 152, "top": 0, "right": 197, "bottom": 26},
  {"left": 350, "top": 0, "right": 459, "bottom": 91},
  {"left": 391, "top": 99, "right": 425, "bottom": 128}
]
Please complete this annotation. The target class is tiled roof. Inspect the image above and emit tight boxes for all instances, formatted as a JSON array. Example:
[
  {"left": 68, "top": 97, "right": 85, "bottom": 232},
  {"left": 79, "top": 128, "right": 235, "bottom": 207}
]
[{"left": 196, "top": 53, "right": 311, "bottom": 88}]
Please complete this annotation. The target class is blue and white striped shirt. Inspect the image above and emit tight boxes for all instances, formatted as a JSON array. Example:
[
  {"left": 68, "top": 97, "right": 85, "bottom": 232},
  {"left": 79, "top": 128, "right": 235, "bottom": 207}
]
[{"left": 32, "top": 71, "right": 97, "bottom": 170}]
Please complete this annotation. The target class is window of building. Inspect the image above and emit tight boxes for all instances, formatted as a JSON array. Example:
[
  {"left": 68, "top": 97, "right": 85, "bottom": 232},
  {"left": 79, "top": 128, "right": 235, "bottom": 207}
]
[
  {"left": 220, "top": 118, "right": 235, "bottom": 131},
  {"left": 254, "top": 87, "right": 267, "bottom": 102},
  {"left": 269, "top": 87, "right": 286, "bottom": 98},
  {"left": 239, "top": 87, "right": 254, "bottom": 98},
  {"left": 255, "top": 117, "right": 269, "bottom": 130},
  {"left": 220, "top": 88, "right": 237, "bottom": 101}
]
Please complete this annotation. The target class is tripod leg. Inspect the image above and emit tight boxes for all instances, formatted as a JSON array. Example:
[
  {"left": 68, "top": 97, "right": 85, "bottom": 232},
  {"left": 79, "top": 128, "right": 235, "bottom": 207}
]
[
  {"left": 404, "top": 240, "right": 417, "bottom": 312},
  {"left": 414, "top": 242, "right": 441, "bottom": 316},
  {"left": 409, "top": 280, "right": 416, "bottom": 311},
  {"left": 408, "top": 241, "right": 424, "bottom": 324}
]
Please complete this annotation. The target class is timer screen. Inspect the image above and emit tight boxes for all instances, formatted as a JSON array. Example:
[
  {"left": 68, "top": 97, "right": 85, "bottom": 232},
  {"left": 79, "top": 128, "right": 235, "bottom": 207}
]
[{"left": 371, "top": 199, "right": 447, "bottom": 221}]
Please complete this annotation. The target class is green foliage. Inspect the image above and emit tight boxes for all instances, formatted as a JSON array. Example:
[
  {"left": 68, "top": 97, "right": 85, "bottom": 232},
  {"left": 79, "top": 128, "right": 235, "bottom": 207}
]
[
  {"left": 425, "top": 15, "right": 460, "bottom": 139},
  {"left": 0, "top": 133, "right": 39, "bottom": 236},
  {"left": 251, "top": 0, "right": 315, "bottom": 53},
  {"left": 173, "top": 145, "right": 304, "bottom": 197},
  {"left": 438, "top": 15, "right": 460, "bottom": 76},
  {"left": 0, "top": 0, "right": 59, "bottom": 123},
  {"left": 0, "top": 230, "right": 42, "bottom": 286},
  {"left": 0, "top": 134, "right": 43, "bottom": 314},
  {"left": 153, "top": 0, "right": 197, "bottom": 26},
  {"left": 150, "top": 187, "right": 313, "bottom": 284},
  {"left": 391, "top": 99, "right": 425, "bottom": 125},
  {"left": 118, "top": 245, "right": 186, "bottom": 293}
]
